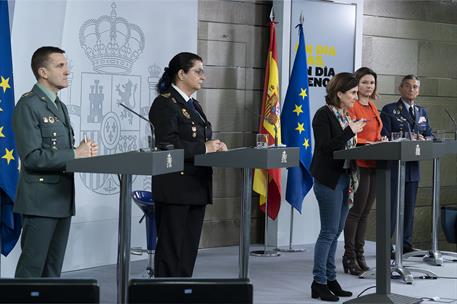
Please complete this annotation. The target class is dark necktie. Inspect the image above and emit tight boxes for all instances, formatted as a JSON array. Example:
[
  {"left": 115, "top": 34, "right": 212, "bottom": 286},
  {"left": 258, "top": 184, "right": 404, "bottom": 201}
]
[
  {"left": 409, "top": 106, "right": 415, "bottom": 120},
  {"left": 187, "top": 98, "right": 197, "bottom": 113}
]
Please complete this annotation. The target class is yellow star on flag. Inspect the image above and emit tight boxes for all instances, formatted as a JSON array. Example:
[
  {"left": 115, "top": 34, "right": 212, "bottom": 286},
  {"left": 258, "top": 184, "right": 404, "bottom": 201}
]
[
  {"left": 293, "top": 104, "right": 303, "bottom": 116},
  {"left": 0, "top": 76, "right": 11, "bottom": 93},
  {"left": 0, "top": 126, "right": 5, "bottom": 138},
  {"left": 303, "top": 138, "right": 310, "bottom": 149},
  {"left": 2, "top": 148, "right": 15, "bottom": 165},
  {"left": 295, "top": 122, "right": 305, "bottom": 134},
  {"left": 299, "top": 88, "right": 307, "bottom": 100}
]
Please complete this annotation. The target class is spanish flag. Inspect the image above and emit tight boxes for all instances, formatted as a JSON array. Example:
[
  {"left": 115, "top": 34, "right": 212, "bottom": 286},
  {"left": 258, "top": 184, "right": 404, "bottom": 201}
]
[{"left": 253, "top": 19, "right": 281, "bottom": 220}]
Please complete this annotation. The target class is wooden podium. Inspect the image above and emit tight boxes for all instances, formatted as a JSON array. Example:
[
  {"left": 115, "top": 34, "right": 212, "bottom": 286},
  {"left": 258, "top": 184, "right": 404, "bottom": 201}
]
[
  {"left": 195, "top": 147, "right": 299, "bottom": 279},
  {"left": 67, "top": 149, "right": 184, "bottom": 304}
]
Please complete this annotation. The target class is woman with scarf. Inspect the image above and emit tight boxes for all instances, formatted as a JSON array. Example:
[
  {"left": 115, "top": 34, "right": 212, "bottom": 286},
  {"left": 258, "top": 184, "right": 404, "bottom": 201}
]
[{"left": 310, "top": 72, "right": 365, "bottom": 302}]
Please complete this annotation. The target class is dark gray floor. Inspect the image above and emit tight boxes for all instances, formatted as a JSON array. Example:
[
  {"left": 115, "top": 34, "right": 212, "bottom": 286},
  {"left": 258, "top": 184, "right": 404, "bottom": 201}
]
[{"left": 63, "top": 242, "right": 457, "bottom": 303}]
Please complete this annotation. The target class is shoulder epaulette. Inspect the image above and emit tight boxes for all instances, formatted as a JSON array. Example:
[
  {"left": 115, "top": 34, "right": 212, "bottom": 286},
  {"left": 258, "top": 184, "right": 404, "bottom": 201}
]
[
  {"left": 22, "top": 91, "right": 33, "bottom": 98},
  {"left": 160, "top": 92, "right": 171, "bottom": 98}
]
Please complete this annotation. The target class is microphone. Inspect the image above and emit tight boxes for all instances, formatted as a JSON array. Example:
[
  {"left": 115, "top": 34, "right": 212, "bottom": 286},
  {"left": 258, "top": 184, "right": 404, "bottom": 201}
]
[
  {"left": 378, "top": 108, "right": 414, "bottom": 141},
  {"left": 444, "top": 108, "right": 457, "bottom": 140},
  {"left": 118, "top": 103, "right": 156, "bottom": 150},
  {"left": 244, "top": 106, "right": 279, "bottom": 147}
]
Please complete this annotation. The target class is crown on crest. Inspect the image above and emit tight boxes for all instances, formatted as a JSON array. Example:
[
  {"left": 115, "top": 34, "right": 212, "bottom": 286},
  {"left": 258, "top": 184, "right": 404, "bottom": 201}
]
[{"left": 79, "top": 2, "right": 145, "bottom": 74}]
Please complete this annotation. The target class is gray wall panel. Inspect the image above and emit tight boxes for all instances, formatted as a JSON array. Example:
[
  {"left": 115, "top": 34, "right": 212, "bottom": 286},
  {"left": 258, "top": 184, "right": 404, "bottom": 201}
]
[
  {"left": 199, "top": 0, "right": 270, "bottom": 25},
  {"left": 198, "top": 0, "right": 271, "bottom": 247},
  {"left": 362, "top": 36, "right": 418, "bottom": 75},
  {"left": 364, "top": 0, "right": 457, "bottom": 25},
  {"left": 199, "top": 40, "right": 247, "bottom": 67},
  {"left": 364, "top": 15, "right": 457, "bottom": 43},
  {"left": 363, "top": 0, "right": 457, "bottom": 250},
  {"left": 418, "top": 42, "right": 457, "bottom": 78}
]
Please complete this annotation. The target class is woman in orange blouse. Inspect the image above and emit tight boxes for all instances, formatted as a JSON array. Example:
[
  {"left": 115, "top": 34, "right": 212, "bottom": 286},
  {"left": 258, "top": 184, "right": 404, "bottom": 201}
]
[{"left": 343, "top": 67, "right": 383, "bottom": 275}]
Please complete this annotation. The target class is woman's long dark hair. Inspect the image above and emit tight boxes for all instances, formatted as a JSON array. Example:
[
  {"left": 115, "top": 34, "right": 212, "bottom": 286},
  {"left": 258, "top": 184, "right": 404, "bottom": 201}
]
[
  {"left": 354, "top": 67, "right": 377, "bottom": 99},
  {"left": 156, "top": 52, "right": 203, "bottom": 94}
]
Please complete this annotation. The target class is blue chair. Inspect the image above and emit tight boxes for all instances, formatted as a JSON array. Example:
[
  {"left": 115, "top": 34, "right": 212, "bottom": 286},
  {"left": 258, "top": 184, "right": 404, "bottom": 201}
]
[{"left": 131, "top": 190, "right": 157, "bottom": 278}]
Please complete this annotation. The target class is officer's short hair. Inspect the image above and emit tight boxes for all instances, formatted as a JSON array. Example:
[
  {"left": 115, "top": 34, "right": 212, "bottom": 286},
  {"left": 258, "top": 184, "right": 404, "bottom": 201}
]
[
  {"left": 31, "top": 46, "right": 66, "bottom": 80},
  {"left": 400, "top": 74, "right": 420, "bottom": 87}
]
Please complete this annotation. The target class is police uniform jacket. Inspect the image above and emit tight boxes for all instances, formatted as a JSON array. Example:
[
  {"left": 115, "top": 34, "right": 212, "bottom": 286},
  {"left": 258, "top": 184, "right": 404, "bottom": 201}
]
[
  {"left": 380, "top": 99, "right": 433, "bottom": 182},
  {"left": 12, "top": 85, "right": 75, "bottom": 217},
  {"left": 149, "top": 87, "right": 212, "bottom": 206}
]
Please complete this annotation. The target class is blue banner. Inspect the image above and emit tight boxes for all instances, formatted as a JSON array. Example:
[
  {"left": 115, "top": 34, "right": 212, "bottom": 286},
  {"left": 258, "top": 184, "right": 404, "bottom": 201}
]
[
  {"left": 281, "top": 24, "right": 313, "bottom": 212},
  {"left": 0, "top": 1, "right": 21, "bottom": 256}
]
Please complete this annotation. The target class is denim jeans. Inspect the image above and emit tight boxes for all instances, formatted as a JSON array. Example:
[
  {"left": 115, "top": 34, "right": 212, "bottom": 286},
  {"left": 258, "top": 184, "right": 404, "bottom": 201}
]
[{"left": 312, "top": 174, "right": 350, "bottom": 284}]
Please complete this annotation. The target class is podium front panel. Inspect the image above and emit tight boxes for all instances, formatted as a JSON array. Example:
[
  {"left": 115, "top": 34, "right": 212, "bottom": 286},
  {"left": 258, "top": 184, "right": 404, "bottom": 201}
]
[
  {"left": 334, "top": 141, "right": 435, "bottom": 161},
  {"left": 66, "top": 150, "right": 184, "bottom": 175},
  {"left": 195, "top": 147, "right": 299, "bottom": 169}
]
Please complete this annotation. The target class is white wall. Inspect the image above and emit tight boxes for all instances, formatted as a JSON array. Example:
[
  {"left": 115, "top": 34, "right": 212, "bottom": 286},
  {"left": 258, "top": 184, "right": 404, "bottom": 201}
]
[{"left": 2, "top": 0, "right": 198, "bottom": 277}]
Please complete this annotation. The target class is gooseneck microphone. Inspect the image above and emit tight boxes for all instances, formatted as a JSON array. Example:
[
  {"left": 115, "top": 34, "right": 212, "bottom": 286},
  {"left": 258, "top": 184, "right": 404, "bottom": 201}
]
[
  {"left": 378, "top": 108, "right": 414, "bottom": 140},
  {"left": 118, "top": 103, "right": 156, "bottom": 150}
]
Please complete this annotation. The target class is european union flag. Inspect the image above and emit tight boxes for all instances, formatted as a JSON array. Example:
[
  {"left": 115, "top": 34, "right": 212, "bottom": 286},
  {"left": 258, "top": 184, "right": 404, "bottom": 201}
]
[
  {"left": 0, "top": 1, "right": 21, "bottom": 256},
  {"left": 281, "top": 23, "right": 313, "bottom": 212}
]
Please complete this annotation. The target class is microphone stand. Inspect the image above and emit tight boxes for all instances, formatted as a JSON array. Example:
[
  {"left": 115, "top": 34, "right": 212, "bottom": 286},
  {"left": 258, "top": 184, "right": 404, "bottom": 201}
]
[
  {"left": 379, "top": 109, "right": 414, "bottom": 140},
  {"left": 118, "top": 103, "right": 156, "bottom": 150}
]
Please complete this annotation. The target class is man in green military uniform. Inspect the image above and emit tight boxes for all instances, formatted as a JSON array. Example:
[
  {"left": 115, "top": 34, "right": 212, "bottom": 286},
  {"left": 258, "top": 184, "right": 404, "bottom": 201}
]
[{"left": 12, "top": 46, "right": 98, "bottom": 277}]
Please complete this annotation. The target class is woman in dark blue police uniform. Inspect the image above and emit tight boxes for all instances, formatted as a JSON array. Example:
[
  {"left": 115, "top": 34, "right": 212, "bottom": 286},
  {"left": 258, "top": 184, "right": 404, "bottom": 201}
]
[{"left": 149, "top": 52, "right": 227, "bottom": 277}]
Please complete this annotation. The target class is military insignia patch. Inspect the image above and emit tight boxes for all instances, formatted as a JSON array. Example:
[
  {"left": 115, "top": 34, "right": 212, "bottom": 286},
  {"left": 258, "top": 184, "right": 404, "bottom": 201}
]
[
  {"left": 49, "top": 116, "right": 55, "bottom": 123},
  {"left": 43, "top": 116, "right": 49, "bottom": 123},
  {"left": 182, "top": 108, "right": 190, "bottom": 119}
]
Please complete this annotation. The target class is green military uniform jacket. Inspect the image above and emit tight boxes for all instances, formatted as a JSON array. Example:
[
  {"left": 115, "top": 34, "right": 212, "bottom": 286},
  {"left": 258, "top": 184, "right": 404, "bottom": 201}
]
[{"left": 12, "top": 84, "right": 76, "bottom": 218}]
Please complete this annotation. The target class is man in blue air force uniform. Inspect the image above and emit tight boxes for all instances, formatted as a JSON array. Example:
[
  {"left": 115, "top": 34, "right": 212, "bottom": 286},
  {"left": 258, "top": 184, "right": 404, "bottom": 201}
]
[
  {"left": 380, "top": 74, "right": 433, "bottom": 255},
  {"left": 12, "top": 46, "right": 98, "bottom": 277}
]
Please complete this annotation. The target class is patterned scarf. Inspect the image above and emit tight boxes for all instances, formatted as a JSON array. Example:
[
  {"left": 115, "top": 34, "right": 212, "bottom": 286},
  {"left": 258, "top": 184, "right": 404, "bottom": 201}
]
[{"left": 328, "top": 105, "right": 359, "bottom": 207}]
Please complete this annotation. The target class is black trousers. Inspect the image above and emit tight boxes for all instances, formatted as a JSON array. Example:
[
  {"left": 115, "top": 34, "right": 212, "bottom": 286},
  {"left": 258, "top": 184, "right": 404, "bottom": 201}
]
[
  {"left": 15, "top": 215, "right": 71, "bottom": 278},
  {"left": 154, "top": 203, "right": 206, "bottom": 277},
  {"left": 344, "top": 167, "right": 376, "bottom": 258}
]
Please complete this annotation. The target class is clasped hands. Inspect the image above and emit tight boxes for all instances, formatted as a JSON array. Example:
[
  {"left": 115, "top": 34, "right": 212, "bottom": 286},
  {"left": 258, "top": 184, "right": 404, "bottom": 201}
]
[
  {"left": 75, "top": 138, "right": 98, "bottom": 158},
  {"left": 205, "top": 139, "right": 228, "bottom": 153}
]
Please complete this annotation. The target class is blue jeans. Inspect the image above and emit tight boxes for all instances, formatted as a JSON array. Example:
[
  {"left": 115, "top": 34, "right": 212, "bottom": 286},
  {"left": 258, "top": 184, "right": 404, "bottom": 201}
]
[{"left": 312, "top": 174, "right": 350, "bottom": 284}]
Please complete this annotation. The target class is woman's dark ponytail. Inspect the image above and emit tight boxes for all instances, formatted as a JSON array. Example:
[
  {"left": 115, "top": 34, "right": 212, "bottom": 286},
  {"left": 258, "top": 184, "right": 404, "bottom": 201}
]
[
  {"left": 155, "top": 52, "right": 203, "bottom": 94},
  {"left": 157, "top": 67, "right": 171, "bottom": 94}
]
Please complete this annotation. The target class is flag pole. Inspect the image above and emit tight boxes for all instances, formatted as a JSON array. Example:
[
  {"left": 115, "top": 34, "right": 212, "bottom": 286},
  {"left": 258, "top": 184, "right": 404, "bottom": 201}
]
[
  {"left": 277, "top": 12, "right": 307, "bottom": 253},
  {"left": 277, "top": 206, "right": 305, "bottom": 252}
]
